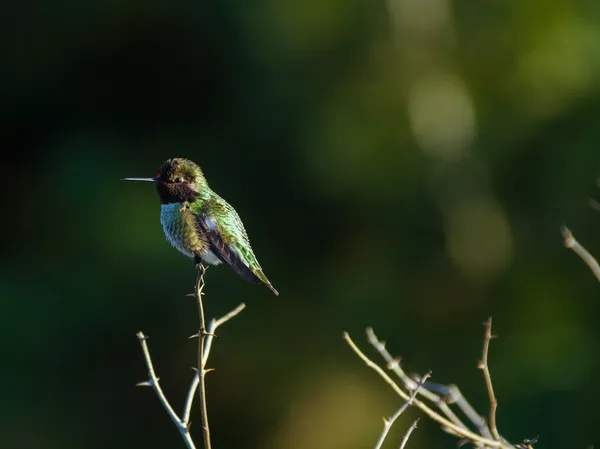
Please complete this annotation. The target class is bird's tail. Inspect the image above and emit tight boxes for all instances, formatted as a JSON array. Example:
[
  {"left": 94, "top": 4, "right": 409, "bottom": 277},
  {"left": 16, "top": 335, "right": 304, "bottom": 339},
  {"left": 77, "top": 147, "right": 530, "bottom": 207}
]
[
  {"left": 215, "top": 247, "right": 279, "bottom": 296},
  {"left": 250, "top": 267, "right": 279, "bottom": 296}
]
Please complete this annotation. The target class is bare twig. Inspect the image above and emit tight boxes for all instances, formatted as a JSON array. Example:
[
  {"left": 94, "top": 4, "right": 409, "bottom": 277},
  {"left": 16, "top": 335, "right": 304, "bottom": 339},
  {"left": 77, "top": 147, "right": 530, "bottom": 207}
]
[
  {"left": 137, "top": 264, "right": 245, "bottom": 449},
  {"left": 367, "top": 327, "right": 493, "bottom": 442},
  {"left": 562, "top": 226, "right": 600, "bottom": 282},
  {"left": 343, "top": 332, "right": 514, "bottom": 449},
  {"left": 365, "top": 328, "right": 475, "bottom": 435},
  {"left": 374, "top": 373, "right": 430, "bottom": 449},
  {"left": 203, "top": 303, "right": 246, "bottom": 365},
  {"left": 182, "top": 375, "right": 200, "bottom": 428},
  {"left": 444, "top": 384, "right": 491, "bottom": 439},
  {"left": 182, "top": 301, "right": 246, "bottom": 425},
  {"left": 399, "top": 419, "right": 419, "bottom": 449},
  {"left": 195, "top": 263, "right": 212, "bottom": 449},
  {"left": 479, "top": 318, "right": 500, "bottom": 441},
  {"left": 136, "top": 332, "right": 197, "bottom": 449}
]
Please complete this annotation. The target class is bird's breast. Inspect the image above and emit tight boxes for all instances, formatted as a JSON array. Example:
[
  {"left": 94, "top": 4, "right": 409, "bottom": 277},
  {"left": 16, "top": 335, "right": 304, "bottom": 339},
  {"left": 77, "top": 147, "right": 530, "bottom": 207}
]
[{"left": 160, "top": 203, "right": 209, "bottom": 258}]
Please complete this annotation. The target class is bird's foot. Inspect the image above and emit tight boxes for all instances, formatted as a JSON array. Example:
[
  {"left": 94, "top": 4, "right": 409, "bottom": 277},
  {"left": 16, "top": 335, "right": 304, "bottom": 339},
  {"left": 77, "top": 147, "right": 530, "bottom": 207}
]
[
  {"left": 188, "top": 327, "right": 216, "bottom": 339},
  {"left": 193, "top": 257, "right": 207, "bottom": 273}
]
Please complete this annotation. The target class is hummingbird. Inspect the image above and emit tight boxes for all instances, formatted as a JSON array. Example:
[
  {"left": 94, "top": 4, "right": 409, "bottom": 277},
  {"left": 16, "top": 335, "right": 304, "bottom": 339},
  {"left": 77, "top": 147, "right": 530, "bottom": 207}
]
[{"left": 122, "top": 158, "right": 279, "bottom": 295}]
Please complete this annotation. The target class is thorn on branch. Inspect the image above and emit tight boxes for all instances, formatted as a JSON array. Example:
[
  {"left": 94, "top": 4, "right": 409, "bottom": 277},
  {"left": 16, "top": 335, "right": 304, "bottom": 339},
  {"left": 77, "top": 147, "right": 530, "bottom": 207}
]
[
  {"left": 386, "top": 358, "right": 401, "bottom": 370},
  {"left": 189, "top": 329, "right": 216, "bottom": 339},
  {"left": 413, "top": 371, "right": 432, "bottom": 389}
]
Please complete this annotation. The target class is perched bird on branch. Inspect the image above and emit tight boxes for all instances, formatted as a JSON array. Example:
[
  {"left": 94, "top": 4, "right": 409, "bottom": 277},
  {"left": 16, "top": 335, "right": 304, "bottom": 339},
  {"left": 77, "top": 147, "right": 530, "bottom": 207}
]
[{"left": 123, "top": 158, "right": 278, "bottom": 295}]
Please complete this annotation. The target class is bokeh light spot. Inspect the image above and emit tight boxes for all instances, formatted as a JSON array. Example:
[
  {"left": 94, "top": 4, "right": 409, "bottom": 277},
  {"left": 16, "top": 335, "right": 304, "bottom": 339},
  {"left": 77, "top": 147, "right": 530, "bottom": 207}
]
[{"left": 408, "top": 74, "right": 476, "bottom": 157}]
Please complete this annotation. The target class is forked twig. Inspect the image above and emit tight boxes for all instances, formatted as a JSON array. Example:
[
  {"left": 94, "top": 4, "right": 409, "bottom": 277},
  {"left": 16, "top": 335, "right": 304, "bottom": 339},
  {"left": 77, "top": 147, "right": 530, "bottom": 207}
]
[
  {"left": 374, "top": 373, "right": 430, "bottom": 449},
  {"left": 367, "top": 327, "right": 493, "bottom": 443},
  {"left": 562, "top": 226, "right": 600, "bottom": 282},
  {"left": 182, "top": 301, "right": 246, "bottom": 428},
  {"left": 365, "top": 328, "right": 476, "bottom": 435},
  {"left": 479, "top": 317, "right": 500, "bottom": 440},
  {"left": 343, "top": 332, "right": 514, "bottom": 448},
  {"left": 136, "top": 265, "right": 245, "bottom": 449},
  {"left": 203, "top": 303, "right": 247, "bottom": 366}
]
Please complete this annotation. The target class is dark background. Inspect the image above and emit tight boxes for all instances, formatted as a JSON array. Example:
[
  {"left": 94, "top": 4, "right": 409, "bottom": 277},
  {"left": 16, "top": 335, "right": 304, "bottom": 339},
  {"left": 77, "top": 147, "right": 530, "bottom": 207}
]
[{"left": 2, "top": 1, "right": 600, "bottom": 448}]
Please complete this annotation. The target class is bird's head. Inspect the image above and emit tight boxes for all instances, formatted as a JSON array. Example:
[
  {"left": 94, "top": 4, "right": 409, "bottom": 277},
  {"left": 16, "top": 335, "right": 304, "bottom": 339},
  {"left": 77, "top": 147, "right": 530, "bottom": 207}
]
[{"left": 122, "top": 158, "right": 209, "bottom": 204}]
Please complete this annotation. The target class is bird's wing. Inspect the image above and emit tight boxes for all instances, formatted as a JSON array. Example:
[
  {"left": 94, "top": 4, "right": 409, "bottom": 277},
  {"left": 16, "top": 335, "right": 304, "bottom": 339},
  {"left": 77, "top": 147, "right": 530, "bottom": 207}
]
[
  {"left": 192, "top": 199, "right": 279, "bottom": 295},
  {"left": 195, "top": 212, "right": 258, "bottom": 282}
]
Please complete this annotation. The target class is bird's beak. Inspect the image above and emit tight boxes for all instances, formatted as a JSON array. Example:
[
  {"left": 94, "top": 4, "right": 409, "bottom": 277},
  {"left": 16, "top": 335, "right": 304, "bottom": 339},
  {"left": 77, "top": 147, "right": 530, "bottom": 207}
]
[{"left": 121, "top": 177, "right": 159, "bottom": 182}]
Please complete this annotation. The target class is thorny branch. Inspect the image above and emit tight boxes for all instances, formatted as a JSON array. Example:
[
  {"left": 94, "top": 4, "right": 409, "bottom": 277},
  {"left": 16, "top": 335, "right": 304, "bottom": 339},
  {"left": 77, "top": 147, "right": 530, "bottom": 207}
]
[
  {"left": 136, "top": 265, "right": 246, "bottom": 449},
  {"left": 366, "top": 327, "right": 494, "bottom": 442},
  {"left": 374, "top": 372, "right": 430, "bottom": 449},
  {"left": 195, "top": 264, "right": 212, "bottom": 449},
  {"left": 345, "top": 322, "right": 520, "bottom": 449},
  {"left": 365, "top": 328, "right": 482, "bottom": 437},
  {"left": 343, "top": 332, "right": 513, "bottom": 448},
  {"left": 183, "top": 300, "right": 247, "bottom": 426},
  {"left": 479, "top": 317, "right": 500, "bottom": 441}
]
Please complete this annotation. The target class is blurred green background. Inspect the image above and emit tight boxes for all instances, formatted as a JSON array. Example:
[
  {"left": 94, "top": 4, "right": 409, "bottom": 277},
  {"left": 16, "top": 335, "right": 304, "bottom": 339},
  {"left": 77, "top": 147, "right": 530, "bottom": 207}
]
[{"left": 2, "top": 0, "right": 600, "bottom": 448}]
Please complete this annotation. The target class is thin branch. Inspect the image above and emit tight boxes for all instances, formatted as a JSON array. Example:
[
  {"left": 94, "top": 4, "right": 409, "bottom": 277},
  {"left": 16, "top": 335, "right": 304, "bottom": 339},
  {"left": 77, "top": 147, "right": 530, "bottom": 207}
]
[
  {"left": 444, "top": 384, "right": 491, "bottom": 439},
  {"left": 203, "top": 303, "right": 246, "bottom": 365},
  {"left": 182, "top": 302, "right": 246, "bottom": 425},
  {"left": 366, "top": 328, "right": 474, "bottom": 435},
  {"left": 343, "top": 332, "right": 514, "bottom": 449},
  {"left": 136, "top": 265, "right": 245, "bottom": 449},
  {"left": 399, "top": 419, "right": 419, "bottom": 449},
  {"left": 479, "top": 318, "right": 500, "bottom": 441},
  {"left": 374, "top": 373, "right": 430, "bottom": 449},
  {"left": 195, "top": 263, "right": 212, "bottom": 449},
  {"left": 136, "top": 332, "right": 197, "bottom": 449},
  {"left": 562, "top": 226, "right": 600, "bottom": 282},
  {"left": 182, "top": 374, "right": 200, "bottom": 428}
]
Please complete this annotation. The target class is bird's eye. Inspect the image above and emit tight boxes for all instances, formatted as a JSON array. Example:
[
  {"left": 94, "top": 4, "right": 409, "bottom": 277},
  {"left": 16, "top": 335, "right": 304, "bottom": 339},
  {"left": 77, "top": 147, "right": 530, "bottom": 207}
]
[{"left": 174, "top": 177, "right": 183, "bottom": 183}]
